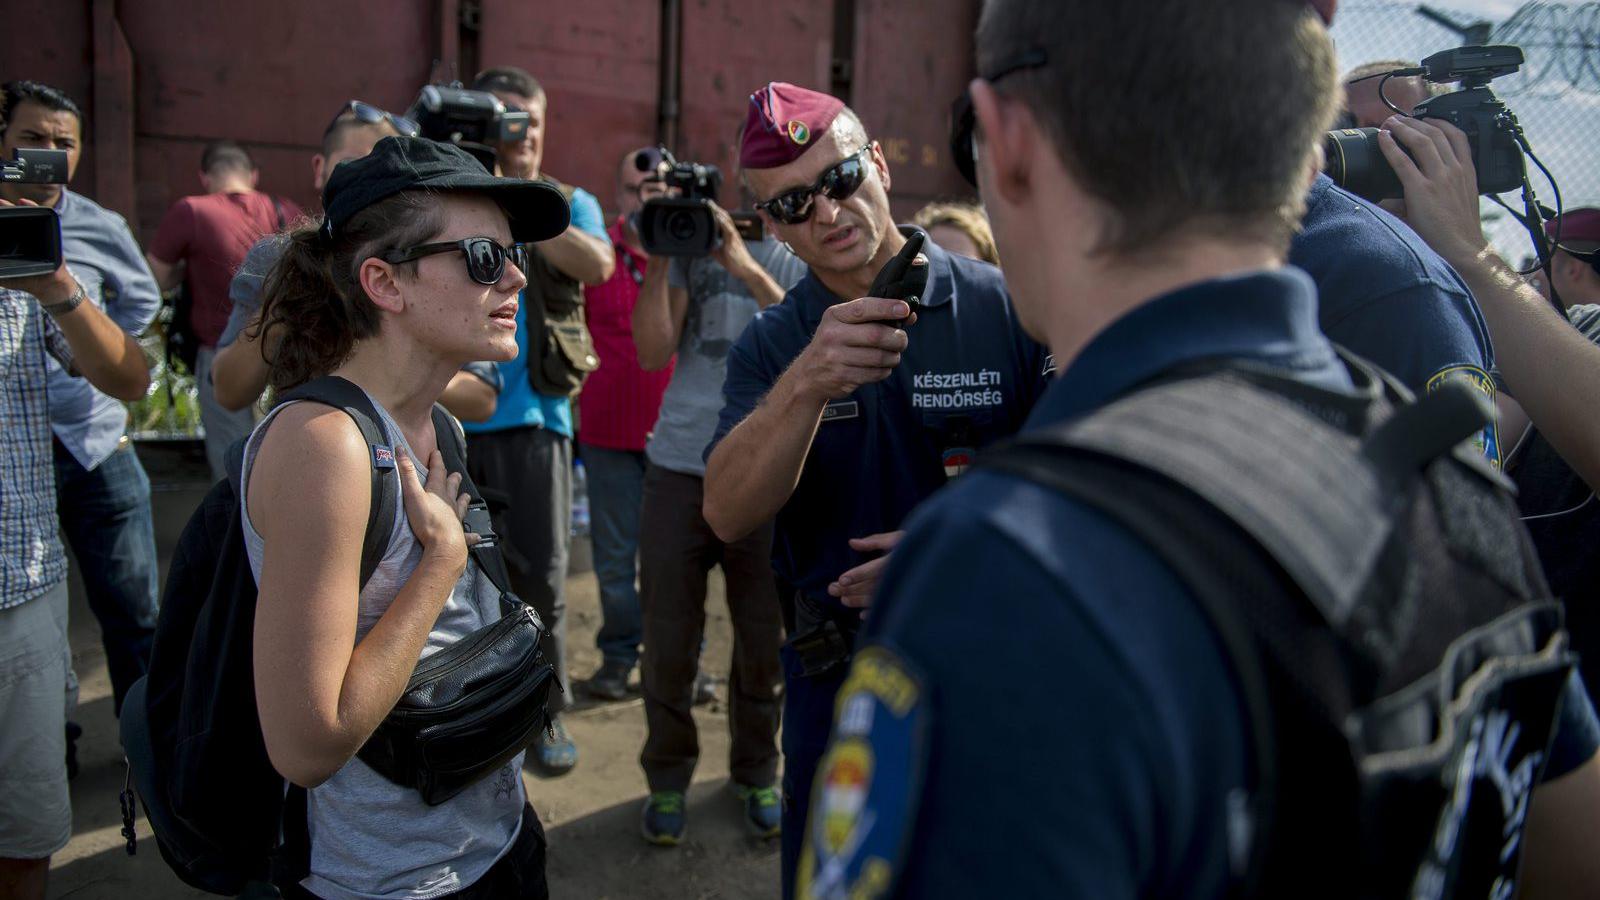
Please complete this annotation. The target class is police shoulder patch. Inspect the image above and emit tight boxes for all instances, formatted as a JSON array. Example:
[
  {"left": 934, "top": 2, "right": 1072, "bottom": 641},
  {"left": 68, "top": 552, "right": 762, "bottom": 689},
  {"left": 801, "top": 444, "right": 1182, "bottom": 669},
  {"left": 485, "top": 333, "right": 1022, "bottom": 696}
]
[
  {"left": 797, "top": 644, "right": 930, "bottom": 900},
  {"left": 1425, "top": 364, "right": 1501, "bottom": 468}
]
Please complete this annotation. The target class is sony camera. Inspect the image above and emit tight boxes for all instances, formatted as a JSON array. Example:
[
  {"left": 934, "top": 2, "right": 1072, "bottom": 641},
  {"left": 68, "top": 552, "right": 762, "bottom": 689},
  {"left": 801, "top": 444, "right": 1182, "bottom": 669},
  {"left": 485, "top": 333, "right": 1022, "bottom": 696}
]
[
  {"left": 1323, "top": 45, "right": 1527, "bottom": 202},
  {"left": 406, "top": 84, "right": 531, "bottom": 172},
  {"left": 0, "top": 148, "right": 71, "bottom": 278},
  {"left": 635, "top": 147, "right": 726, "bottom": 257}
]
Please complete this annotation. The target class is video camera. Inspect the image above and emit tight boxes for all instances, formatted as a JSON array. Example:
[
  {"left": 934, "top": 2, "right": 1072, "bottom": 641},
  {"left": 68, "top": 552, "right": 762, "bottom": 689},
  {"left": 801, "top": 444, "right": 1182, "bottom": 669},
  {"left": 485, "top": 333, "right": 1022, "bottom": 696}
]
[
  {"left": 0, "top": 148, "right": 71, "bottom": 278},
  {"left": 406, "top": 84, "right": 531, "bottom": 173},
  {"left": 1323, "top": 45, "right": 1527, "bottom": 202},
  {"left": 635, "top": 147, "right": 726, "bottom": 257}
]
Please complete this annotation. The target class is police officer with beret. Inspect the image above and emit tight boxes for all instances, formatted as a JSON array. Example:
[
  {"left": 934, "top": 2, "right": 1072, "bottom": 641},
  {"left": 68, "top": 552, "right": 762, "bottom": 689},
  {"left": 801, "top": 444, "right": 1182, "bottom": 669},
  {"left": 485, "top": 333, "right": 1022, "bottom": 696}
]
[{"left": 701, "top": 82, "right": 1050, "bottom": 897}]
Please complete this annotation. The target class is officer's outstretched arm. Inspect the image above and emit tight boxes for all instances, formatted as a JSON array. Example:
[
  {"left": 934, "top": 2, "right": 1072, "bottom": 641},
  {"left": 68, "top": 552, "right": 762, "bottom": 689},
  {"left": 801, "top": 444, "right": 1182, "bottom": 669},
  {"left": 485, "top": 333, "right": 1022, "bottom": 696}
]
[
  {"left": 703, "top": 296, "right": 914, "bottom": 542},
  {"left": 1519, "top": 751, "right": 1600, "bottom": 899}
]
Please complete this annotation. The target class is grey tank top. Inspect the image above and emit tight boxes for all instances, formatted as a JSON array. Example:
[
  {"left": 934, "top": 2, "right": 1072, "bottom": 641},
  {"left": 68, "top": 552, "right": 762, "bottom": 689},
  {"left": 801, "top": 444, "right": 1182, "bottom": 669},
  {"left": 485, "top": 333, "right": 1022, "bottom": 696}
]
[{"left": 241, "top": 393, "right": 525, "bottom": 900}]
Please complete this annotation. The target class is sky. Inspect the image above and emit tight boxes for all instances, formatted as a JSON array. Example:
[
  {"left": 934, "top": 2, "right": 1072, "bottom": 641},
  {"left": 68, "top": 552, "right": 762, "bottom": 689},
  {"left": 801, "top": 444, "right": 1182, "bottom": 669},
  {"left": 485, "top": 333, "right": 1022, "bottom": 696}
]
[{"left": 1330, "top": 0, "right": 1597, "bottom": 261}]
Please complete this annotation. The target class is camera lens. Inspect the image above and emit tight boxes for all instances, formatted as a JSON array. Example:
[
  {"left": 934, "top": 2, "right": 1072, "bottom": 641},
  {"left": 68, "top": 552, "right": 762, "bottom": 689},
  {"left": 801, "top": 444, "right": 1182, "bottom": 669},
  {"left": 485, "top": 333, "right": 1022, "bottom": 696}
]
[
  {"left": 1323, "top": 127, "right": 1404, "bottom": 203},
  {"left": 667, "top": 210, "right": 699, "bottom": 242}
]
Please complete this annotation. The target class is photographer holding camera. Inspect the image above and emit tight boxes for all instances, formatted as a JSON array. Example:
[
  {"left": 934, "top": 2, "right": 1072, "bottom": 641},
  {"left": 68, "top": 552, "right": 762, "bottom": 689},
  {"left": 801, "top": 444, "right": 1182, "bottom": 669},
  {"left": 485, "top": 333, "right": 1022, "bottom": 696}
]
[
  {"left": 1, "top": 80, "right": 162, "bottom": 726},
  {"left": 457, "top": 65, "right": 615, "bottom": 774},
  {"left": 0, "top": 90, "right": 154, "bottom": 900},
  {"left": 628, "top": 132, "right": 807, "bottom": 845}
]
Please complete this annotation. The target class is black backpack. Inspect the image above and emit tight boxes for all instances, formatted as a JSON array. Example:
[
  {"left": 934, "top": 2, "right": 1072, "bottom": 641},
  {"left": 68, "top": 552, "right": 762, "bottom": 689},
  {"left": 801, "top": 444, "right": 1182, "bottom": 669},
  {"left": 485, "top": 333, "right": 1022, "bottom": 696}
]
[
  {"left": 118, "top": 375, "right": 506, "bottom": 896},
  {"left": 982, "top": 351, "right": 1575, "bottom": 899}
]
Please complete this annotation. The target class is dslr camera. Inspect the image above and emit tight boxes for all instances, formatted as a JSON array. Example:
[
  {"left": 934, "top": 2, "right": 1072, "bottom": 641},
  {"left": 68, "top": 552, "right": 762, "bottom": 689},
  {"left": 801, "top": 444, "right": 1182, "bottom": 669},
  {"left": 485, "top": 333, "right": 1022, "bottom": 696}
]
[
  {"left": 0, "top": 148, "right": 71, "bottom": 278},
  {"left": 1324, "top": 45, "right": 1526, "bottom": 202},
  {"left": 635, "top": 147, "right": 726, "bottom": 257},
  {"left": 406, "top": 84, "right": 531, "bottom": 172}
]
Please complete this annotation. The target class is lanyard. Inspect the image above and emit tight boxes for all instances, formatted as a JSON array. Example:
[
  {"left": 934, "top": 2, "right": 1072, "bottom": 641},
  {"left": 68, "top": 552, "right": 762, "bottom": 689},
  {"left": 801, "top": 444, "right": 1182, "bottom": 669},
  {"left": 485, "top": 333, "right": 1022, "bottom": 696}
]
[{"left": 621, "top": 250, "right": 644, "bottom": 287}]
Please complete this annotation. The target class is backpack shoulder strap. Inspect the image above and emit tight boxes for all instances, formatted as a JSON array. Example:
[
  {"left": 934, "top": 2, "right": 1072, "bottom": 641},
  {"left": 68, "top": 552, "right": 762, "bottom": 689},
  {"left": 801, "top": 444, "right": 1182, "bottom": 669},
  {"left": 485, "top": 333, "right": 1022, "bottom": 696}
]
[
  {"left": 278, "top": 376, "right": 398, "bottom": 588},
  {"left": 429, "top": 404, "right": 517, "bottom": 603}
]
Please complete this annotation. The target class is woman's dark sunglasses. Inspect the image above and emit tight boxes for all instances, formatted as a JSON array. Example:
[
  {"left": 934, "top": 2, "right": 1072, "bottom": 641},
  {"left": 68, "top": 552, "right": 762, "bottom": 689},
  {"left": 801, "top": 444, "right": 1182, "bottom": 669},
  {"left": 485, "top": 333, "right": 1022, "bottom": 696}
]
[
  {"left": 754, "top": 148, "right": 873, "bottom": 225},
  {"left": 950, "top": 49, "right": 1049, "bottom": 187},
  {"left": 383, "top": 238, "right": 528, "bottom": 286},
  {"left": 325, "top": 100, "right": 421, "bottom": 140}
]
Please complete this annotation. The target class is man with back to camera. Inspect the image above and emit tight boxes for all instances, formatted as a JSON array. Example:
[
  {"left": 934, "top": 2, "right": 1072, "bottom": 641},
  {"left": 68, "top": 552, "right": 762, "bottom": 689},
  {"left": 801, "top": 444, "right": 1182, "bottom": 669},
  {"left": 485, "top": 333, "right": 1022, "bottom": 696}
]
[
  {"left": 573, "top": 147, "right": 676, "bottom": 701},
  {"left": 146, "top": 139, "right": 301, "bottom": 482},
  {"left": 700, "top": 81, "right": 1051, "bottom": 894},
  {"left": 461, "top": 64, "right": 616, "bottom": 774},
  {"left": 0, "top": 80, "right": 162, "bottom": 731},
  {"left": 628, "top": 129, "right": 810, "bottom": 845},
  {"left": 206, "top": 100, "right": 501, "bottom": 423},
  {"left": 797, "top": 1, "right": 1600, "bottom": 897}
]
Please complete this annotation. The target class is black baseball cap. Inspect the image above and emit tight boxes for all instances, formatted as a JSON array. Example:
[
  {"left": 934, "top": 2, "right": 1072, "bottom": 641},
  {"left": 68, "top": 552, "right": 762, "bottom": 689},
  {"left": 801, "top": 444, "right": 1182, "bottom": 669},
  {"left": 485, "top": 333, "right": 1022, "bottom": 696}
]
[{"left": 320, "top": 136, "right": 570, "bottom": 244}]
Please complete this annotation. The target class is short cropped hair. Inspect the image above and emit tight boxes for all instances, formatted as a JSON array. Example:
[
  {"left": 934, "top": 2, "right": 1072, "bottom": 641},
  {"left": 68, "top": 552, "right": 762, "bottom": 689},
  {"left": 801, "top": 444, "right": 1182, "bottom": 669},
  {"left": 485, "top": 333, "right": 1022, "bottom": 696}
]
[
  {"left": 0, "top": 80, "right": 83, "bottom": 139},
  {"left": 975, "top": 0, "right": 1338, "bottom": 254},
  {"left": 200, "top": 140, "right": 255, "bottom": 176},
  {"left": 472, "top": 67, "right": 545, "bottom": 104},
  {"left": 321, "top": 116, "right": 397, "bottom": 158}
]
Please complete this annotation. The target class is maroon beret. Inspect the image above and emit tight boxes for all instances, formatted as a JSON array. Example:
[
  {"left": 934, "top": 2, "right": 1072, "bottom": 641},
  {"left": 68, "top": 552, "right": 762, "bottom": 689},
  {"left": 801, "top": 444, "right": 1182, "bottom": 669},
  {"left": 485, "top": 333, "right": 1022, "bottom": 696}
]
[
  {"left": 1308, "top": 0, "right": 1336, "bottom": 24},
  {"left": 1551, "top": 208, "right": 1600, "bottom": 246},
  {"left": 740, "top": 82, "right": 845, "bottom": 170}
]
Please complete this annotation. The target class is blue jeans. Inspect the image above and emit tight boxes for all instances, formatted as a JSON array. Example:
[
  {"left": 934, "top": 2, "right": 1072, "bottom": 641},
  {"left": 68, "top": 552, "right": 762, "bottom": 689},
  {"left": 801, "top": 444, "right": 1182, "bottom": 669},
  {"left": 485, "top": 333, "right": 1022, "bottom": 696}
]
[
  {"left": 53, "top": 441, "right": 160, "bottom": 715},
  {"left": 579, "top": 444, "right": 646, "bottom": 669}
]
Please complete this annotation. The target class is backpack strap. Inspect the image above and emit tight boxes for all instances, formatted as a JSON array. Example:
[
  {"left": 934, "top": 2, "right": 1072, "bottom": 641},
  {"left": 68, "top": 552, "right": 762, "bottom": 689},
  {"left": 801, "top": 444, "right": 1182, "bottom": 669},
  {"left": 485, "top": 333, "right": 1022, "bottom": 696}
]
[
  {"left": 428, "top": 404, "right": 518, "bottom": 608},
  {"left": 278, "top": 376, "right": 399, "bottom": 588}
]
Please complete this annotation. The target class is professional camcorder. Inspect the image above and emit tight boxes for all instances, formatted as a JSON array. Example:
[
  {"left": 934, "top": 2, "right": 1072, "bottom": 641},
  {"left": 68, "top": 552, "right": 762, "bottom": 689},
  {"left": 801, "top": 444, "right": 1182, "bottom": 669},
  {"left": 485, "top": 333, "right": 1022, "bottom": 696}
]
[
  {"left": 635, "top": 147, "right": 726, "bottom": 257},
  {"left": 1323, "top": 45, "right": 1527, "bottom": 202},
  {"left": 406, "top": 84, "right": 530, "bottom": 172},
  {"left": 0, "top": 148, "right": 71, "bottom": 278}
]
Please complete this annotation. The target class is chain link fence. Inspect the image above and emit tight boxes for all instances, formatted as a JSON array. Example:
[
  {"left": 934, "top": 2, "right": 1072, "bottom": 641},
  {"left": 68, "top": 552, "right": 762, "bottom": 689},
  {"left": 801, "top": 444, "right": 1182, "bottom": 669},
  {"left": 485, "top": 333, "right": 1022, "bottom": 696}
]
[{"left": 1329, "top": 1, "right": 1600, "bottom": 263}]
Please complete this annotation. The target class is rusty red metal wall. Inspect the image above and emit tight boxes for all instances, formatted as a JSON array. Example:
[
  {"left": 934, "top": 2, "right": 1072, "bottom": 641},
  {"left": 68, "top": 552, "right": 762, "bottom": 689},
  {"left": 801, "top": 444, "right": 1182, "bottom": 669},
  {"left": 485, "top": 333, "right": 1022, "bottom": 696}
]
[{"left": 2, "top": 0, "right": 978, "bottom": 240}]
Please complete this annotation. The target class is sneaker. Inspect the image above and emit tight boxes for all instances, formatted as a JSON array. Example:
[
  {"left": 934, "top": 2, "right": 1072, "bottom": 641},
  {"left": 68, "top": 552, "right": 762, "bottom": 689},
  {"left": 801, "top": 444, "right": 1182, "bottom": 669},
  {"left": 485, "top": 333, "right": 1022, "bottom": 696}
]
[
  {"left": 583, "top": 659, "right": 634, "bottom": 702},
  {"left": 692, "top": 669, "right": 717, "bottom": 706},
  {"left": 533, "top": 716, "right": 577, "bottom": 775},
  {"left": 641, "top": 791, "right": 686, "bottom": 846},
  {"left": 735, "top": 784, "right": 781, "bottom": 838}
]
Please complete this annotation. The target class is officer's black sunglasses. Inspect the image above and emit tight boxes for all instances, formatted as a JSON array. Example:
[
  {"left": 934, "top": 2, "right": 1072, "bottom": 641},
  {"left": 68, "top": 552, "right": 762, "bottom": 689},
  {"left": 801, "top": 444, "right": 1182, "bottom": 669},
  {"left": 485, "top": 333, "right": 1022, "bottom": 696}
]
[
  {"left": 324, "top": 100, "right": 421, "bottom": 141},
  {"left": 383, "top": 237, "right": 528, "bottom": 286},
  {"left": 950, "top": 49, "right": 1049, "bottom": 187},
  {"left": 754, "top": 147, "right": 873, "bottom": 225}
]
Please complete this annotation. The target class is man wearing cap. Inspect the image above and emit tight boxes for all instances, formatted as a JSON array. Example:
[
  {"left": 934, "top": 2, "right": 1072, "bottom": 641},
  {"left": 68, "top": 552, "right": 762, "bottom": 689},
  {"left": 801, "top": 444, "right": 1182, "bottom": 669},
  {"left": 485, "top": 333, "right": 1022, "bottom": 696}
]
[
  {"left": 701, "top": 82, "right": 1050, "bottom": 892},
  {"left": 795, "top": 0, "right": 1600, "bottom": 897}
]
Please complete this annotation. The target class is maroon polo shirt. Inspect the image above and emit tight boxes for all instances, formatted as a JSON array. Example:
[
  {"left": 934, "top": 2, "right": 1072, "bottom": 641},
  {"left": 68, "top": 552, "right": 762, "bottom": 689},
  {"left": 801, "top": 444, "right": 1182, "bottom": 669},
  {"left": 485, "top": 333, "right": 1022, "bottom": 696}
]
[{"left": 150, "top": 191, "right": 300, "bottom": 347}]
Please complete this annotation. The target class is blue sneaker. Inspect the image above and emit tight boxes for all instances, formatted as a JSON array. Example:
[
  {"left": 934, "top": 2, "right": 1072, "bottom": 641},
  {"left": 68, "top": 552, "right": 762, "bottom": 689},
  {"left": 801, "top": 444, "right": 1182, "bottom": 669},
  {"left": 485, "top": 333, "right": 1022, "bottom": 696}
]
[
  {"left": 534, "top": 716, "right": 577, "bottom": 775},
  {"left": 736, "top": 784, "right": 781, "bottom": 838},
  {"left": 641, "top": 791, "right": 686, "bottom": 846}
]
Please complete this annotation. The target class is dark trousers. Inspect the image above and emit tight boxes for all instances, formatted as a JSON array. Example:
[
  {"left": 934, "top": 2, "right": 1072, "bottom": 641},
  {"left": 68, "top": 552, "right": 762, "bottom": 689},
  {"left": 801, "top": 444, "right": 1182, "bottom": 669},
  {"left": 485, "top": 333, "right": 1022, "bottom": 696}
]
[
  {"left": 779, "top": 642, "right": 851, "bottom": 900},
  {"left": 578, "top": 443, "right": 646, "bottom": 668},
  {"left": 466, "top": 427, "right": 572, "bottom": 712},
  {"left": 282, "top": 804, "right": 548, "bottom": 899},
  {"left": 639, "top": 465, "right": 783, "bottom": 793},
  {"left": 53, "top": 441, "right": 159, "bottom": 715}
]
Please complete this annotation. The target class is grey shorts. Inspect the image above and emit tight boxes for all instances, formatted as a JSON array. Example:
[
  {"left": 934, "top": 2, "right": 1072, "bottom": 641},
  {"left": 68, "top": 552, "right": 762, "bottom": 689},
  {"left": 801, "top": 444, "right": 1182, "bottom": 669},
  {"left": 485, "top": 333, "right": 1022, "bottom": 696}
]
[{"left": 0, "top": 580, "right": 73, "bottom": 859}]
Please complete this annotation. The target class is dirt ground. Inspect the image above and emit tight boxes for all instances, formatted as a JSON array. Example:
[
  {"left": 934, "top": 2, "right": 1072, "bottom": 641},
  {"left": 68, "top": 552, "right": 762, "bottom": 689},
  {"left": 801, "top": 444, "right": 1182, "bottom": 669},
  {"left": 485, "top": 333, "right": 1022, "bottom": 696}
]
[{"left": 47, "top": 537, "right": 780, "bottom": 900}]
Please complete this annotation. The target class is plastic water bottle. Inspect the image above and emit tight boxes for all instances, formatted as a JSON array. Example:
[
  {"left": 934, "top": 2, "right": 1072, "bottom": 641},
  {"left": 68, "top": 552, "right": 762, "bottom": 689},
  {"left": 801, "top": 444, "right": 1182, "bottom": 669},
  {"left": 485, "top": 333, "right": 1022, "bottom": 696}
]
[{"left": 571, "top": 459, "right": 591, "bottom": 538}]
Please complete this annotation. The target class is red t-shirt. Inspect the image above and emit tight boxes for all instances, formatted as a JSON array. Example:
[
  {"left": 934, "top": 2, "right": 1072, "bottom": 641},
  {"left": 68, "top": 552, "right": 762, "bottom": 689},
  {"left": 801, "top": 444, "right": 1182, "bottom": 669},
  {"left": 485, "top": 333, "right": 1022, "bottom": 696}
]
[
  {"left": 577, "top": 218, "right": 675, "bottom": 451},
  {"left": 150, "top": 191, "right": 300, "bottom": 347}
]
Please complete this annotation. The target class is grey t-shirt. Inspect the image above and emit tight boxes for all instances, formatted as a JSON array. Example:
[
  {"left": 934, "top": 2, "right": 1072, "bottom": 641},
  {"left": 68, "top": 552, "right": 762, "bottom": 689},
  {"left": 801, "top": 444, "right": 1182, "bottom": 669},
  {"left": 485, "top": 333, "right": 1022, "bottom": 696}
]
[
  {"left": 647, "top": 239, "right": 808, "bottom": 476},
  {"left": 240, "top": 394, "right": 524, "bottom": 900},
  {"left": 218, "top": 234, "right": 286, "bottom": 348}
]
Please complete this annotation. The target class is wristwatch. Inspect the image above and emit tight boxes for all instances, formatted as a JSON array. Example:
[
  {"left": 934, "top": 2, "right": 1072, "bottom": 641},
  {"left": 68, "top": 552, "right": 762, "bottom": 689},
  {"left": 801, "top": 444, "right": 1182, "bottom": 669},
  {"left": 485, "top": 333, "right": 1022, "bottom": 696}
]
[{"left": 40, "top": 282, "right": 87, "bottom": 317}]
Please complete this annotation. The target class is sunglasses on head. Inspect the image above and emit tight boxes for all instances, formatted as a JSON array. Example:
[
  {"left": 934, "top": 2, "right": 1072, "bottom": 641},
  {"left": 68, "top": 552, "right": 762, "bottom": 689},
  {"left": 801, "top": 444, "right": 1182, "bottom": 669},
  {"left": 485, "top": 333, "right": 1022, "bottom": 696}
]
[
  {"left": 950, "top": 49, "right": 1050, "bottom": 187},
  {"left": 325, "top": 100, "right": 421, "bottom": 141},
  {"left": 754, "top": 147, "right": 874, "bottom": 225},
  {"left": 383, "top": 237, "right": 527, "bottom": 286}
]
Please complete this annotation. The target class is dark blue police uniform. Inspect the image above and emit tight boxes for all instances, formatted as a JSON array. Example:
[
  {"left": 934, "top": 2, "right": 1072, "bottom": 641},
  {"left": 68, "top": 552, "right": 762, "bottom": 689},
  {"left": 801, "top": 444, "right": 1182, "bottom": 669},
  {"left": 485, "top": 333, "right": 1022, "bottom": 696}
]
[
  {"left": 796, "top": 268, "right": 1600, "bottom": 899},
  {"left": 708, "top": 230, "right": 1051, "bottom": 896},
  {"left": 1290, "top": 174, "right": 1501, "bottom": 464}
]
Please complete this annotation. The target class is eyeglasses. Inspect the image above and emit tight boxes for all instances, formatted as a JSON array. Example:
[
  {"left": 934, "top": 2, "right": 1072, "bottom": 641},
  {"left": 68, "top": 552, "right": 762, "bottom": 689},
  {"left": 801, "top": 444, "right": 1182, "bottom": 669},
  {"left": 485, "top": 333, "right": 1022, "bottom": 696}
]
[
  {"left": 754, "top": 148, "right": 873, "bottom": 225},
  {"left": 383, "top": 237, "right": 528, "bottom": 286},
  {"left": 324, "top": 101, "right": 421, "bottom": 141},
  {"left": 950, "top": 49, "right": 1049, "bottom": 187}
]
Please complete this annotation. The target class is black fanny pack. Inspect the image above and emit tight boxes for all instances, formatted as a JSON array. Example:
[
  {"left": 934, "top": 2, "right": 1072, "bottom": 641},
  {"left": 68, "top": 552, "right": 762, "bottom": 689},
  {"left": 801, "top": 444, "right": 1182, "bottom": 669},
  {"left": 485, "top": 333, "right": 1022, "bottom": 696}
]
[{"left": 356, "top": 416, "right": 559, "bottom": 805}]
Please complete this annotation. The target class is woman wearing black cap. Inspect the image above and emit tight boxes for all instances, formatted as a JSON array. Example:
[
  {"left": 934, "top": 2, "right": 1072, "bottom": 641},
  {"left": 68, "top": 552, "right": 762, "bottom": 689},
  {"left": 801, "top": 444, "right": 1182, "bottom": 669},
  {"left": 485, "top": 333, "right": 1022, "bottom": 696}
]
[{"left": 243, "top": 136, "right": 569, "bottom": 899}]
